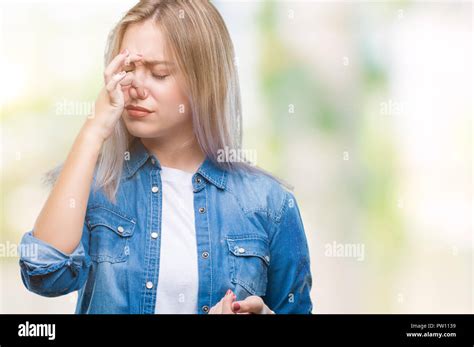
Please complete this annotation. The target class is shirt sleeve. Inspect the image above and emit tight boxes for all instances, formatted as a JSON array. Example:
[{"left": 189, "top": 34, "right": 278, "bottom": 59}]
[
  {"left": 19, "top": 222, "right": 92, "bottom": 297},
  {"left": 265, "top": 192, "right": 313, "bottom": 314}
]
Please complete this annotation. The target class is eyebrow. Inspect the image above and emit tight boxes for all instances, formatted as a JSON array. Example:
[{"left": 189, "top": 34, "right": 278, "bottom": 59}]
[{"left": 143, "top": 60, "right": 175, "bottom": 67}]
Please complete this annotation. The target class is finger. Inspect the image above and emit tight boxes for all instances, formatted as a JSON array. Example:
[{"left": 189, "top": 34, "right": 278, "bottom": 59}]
[
  {"left": 208, "top": 296, "right": 224, "bottom": 315},
  {"left": 122, "top": 53, "right": 144, "bottom": 89},
  {"left": 127, "top": 85, "right": 139, "bottom": 100},
  {"left": 106, "top": 71, "right": 127, "bottom": 105},
  {"left": 232, "top": 296, "right": 263, "bottom": 314},
  {"left": 221, "top": 289, "right": 235, "bottom": 314},
  {"left": 106, "top": 71, "right": 127, "bottom": 92},
  {"left": 209, "top": 301, "right": 222, "bottom": 314},
  {"left": 104, "top": 50, "right": 142, "bottom": 84},
  {"left": 123, "top": 53, "right": 143, "bottom": 69},
  {"left": 119, "top": 72, "right": 134, "bottom": 87},
  {"left": 104, "top": 49, "right": 129, "bottom": 83}
]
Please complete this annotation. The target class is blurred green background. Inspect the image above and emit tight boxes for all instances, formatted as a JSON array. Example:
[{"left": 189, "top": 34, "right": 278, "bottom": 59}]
[{"left": 0, "top": 0, "right": 472, "bottom": 313}]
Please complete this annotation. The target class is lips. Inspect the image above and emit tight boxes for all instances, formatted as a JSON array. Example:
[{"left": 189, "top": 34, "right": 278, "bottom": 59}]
[
  {"left": 125, "top": 105, "right": 152, "bottom": 113},
  {"left": 125, "top": 104, "right": 153, "bottom": 118}
]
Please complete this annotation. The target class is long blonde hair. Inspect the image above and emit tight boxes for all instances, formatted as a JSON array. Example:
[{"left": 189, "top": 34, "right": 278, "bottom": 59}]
[{"left": 47, "top": 0, "right": 287, "bottom": 203}]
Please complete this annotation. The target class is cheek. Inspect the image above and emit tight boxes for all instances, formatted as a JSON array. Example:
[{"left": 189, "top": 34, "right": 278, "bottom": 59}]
[{"left": 150, "top": 84, "right": 190, "bottom": 113}]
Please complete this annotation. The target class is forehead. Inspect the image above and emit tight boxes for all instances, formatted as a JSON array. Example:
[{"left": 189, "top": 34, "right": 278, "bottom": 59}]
[{"left": 121, "top": 19, "right": 169, "bottom": 62}]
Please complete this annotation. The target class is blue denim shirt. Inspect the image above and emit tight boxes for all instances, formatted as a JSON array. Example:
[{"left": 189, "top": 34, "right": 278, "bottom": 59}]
[{"left": 19, "top": 139, "right": 313, "bottom": 314}]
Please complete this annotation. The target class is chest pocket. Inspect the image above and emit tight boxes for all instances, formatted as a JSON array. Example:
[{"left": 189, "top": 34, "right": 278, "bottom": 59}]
[
  {"left": 86, "top": 206, "right": 136, "bottom": 263},
  {"left": 227, "top": 235, "right": 271, "bottom": 296}
]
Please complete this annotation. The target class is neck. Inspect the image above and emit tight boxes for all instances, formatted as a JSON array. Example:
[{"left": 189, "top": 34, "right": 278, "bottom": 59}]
[{"left": 140, "top": 134, "right": 205, "bottom": 173}]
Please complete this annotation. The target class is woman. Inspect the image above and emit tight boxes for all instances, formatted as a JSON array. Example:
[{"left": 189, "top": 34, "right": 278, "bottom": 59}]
[{"left": 19, "top": 0, "right": 312, "bottom": 314}]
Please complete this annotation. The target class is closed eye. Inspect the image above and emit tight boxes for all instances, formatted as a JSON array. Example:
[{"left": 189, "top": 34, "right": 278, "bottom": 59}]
[
  {"left": 122, "top": 62, "right": 169, "bottom": 80},
  {"left": 152, "top": 74, "right": 169, "bottom": 80},
  {"left": 123, "top": 66, "right": 135, "bottom": 73}
]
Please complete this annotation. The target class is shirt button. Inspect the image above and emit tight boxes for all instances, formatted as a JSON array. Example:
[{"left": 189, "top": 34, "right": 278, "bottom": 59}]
[
  {"left": 151, "top": 232, "right": 159, "bottom": 239},
  {"left": 238, "top": 247, "right": 245, "bottom": 254},
  {"left": 151, "top": 186, "right": 159, "bottom": 193},
  {"left": 265, "top": 255, "right": 270, "bottom": 263},
  {"left": 196, "top": 177, "right": 202, "bottom": 184},
  {"left": 198, "top": 207, "right": 206, "bottom": 214},
  {"left": 202, "top": 305, "right": 209, "bottom": 313},
  {"left": 202, "top": 251, "right": 209, "bottom": 259},
  {"left": 151, "top": 158, "right": 156, "bottom": 165},
  {"left": 117, "top": 226, "right": 124, "bottom": 234},
  {"left": 146, "top": 281, "right": 154, "bottom": 289}
]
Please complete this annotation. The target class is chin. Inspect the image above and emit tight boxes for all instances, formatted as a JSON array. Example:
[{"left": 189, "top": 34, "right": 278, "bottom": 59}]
[
  {"left": 124, "top": 122, "right": 171, "bottom": 140},
  {"left": 123, "top": 113, "right": 191, "bottom": 140}
]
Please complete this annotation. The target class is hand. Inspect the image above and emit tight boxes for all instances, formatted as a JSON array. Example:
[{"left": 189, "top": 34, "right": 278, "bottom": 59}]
[
  {"left": 232, "top": 295, "right": 275, "bottom": 314},
  {"left": 209, "top": 290, "right": 275, "bottom": 314},
  {"left": 208, "top": 289, "right": 236, "bottom": 314},
  {"left": 85, "top": 48, "right": 142, "bottom": 141}
]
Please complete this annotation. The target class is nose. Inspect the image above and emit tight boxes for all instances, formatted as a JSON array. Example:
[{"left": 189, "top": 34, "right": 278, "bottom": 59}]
[{"left": 129, "top": 80, "right": 148, "bottom": 100}]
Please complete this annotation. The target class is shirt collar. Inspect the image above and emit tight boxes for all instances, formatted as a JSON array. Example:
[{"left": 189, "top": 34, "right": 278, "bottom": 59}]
[
  {"left": 196, "top": 155, "right": 227, "bottom": 190},
  {"left": 124, "top": 138, "right": 227, "bottom": 190},
  {"left": 124, "top": 138, "right": 152, "bottom": 179}
]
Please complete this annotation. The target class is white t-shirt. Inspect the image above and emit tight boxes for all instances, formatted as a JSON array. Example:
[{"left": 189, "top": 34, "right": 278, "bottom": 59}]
[{"left": 155, "top": 166, "right": 199, "bottom": 314}]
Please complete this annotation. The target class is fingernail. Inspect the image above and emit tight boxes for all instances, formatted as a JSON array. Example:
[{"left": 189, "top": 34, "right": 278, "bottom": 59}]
[
  {"left": 121, "top": 48, "right": 129, "bottom": 55},
  {"left": 233, "top": 302, "right": 240, "bottom": 311},
  {"left": 226, "top": 289, "right": 231, "bottom": 296},
  {"left": 233, "top": 294, "right": 236, "bottom": 300}
]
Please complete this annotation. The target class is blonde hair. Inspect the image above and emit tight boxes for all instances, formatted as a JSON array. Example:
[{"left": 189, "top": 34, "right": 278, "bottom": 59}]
[{"left": 46, "top": 0, "right": 288, "bottom": 202}]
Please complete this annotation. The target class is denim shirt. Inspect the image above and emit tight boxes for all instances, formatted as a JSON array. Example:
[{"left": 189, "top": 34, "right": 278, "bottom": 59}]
[{"left": 19, "top": 139, "right": 313, "bottom": 314}]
